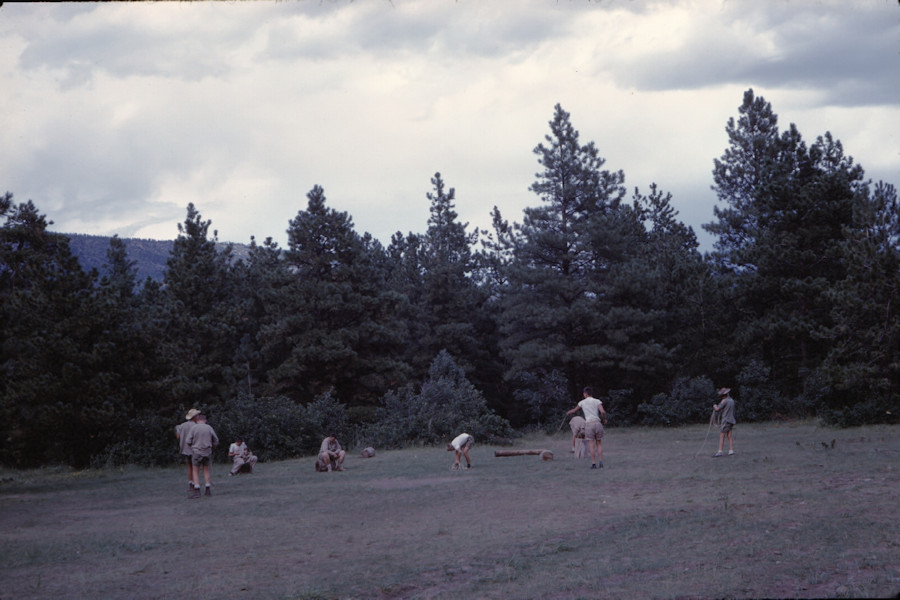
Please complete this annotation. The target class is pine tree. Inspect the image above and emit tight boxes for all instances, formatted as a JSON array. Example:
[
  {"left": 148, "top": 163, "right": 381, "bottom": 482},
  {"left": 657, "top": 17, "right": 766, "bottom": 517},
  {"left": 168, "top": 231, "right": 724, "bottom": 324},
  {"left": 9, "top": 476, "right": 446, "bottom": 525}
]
[
  {"left": 159, "top": 203, "right": 241, "bottom": 409},
  {"left": 818, "top": 181, "right": 900, "bottom": 423},
  {"left": 0, "top": 197, "right": 118, "bottom": 466},
  {"left": 704, "top": 89, "right": 866, "bottom": 397},
  {"left": 261, "top": 186, "right": 408, "bottom": 406},
  {"left": 498, "top": 104, "right": 627, "bottom": 401}
]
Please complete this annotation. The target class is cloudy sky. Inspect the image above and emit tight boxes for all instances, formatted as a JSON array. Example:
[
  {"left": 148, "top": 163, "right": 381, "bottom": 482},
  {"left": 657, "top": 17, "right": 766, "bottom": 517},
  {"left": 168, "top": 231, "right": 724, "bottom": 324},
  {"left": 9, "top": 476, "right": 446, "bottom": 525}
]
[{"left": 1, "top": 1, "right": 898, "bottom": 251}]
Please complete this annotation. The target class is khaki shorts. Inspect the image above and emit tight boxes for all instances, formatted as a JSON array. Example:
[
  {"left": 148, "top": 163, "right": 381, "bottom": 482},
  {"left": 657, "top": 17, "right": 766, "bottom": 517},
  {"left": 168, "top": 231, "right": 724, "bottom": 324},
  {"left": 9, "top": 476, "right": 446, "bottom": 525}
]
[
  {"left": 584, "top": 420, "right": 604, "bottom": 441},
  {"left": 191, "top": 454, "right": 211, "bottom": 467},
  {"left": 721, "top": 422, "right": 734, "bottom": 433}
]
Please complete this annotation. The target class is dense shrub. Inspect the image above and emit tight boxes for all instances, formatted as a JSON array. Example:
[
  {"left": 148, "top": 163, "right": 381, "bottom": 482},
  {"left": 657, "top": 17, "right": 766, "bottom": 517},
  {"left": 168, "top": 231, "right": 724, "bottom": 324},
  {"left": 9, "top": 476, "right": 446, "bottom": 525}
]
[
  {"left": 819, "top": 396, "right": 899, "bottom": 427},
  {"left": 735, "top": 360, "right": 795, "bottom": 422},
  {"left": 91, "top": 411, "right": 182, "bottom": 468},
  {"left": 636, "top": 376, "right": 716, "bottom": 426},
  {"left": 362, "top": 351, "right": 516, "bottom": 449},
  {"left": 210, "top": 391, "right": 352, "bottom": 462},
  {"left": 603, "top": 388, "right": 635, "bottom": 426},
  {"left": 512, "top": 370, "right": 570, "bottom": 432},
  {"left": 88, "top": 392, "right": 355, "bottom": 468}
]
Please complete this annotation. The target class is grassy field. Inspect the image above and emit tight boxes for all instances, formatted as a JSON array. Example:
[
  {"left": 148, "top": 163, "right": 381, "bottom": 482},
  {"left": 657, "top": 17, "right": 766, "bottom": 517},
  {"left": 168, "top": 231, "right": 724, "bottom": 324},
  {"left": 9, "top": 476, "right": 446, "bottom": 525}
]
[{"left": 1, "top": 420, "right": 898, "bottom": 599}]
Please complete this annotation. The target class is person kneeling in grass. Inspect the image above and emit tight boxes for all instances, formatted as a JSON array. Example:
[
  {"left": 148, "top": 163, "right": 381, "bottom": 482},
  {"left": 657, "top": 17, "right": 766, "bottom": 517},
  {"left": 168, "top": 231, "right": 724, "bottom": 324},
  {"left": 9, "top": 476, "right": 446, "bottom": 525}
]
[
  {"left": 228, "top": 437, "right": 258, "bottom": 476},
  {"left": 316, "top": 434, "right": 346, "bottom": 472},
  {"left": 447, "top": 432, "right": 474, "bottom": 470}
]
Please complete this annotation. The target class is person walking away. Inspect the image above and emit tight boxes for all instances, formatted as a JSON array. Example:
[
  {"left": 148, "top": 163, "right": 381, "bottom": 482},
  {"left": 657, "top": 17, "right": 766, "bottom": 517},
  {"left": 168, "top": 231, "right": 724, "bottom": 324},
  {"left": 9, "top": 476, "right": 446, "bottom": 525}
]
[
  {"left": 175, "top": 408, "right": 200, "bottom": 492},
  {"left": 186, "top": 414, "right": 219, "bottom": 498},
  {"left": 566, "top": 386, "right": 607, "bottom": 469}
]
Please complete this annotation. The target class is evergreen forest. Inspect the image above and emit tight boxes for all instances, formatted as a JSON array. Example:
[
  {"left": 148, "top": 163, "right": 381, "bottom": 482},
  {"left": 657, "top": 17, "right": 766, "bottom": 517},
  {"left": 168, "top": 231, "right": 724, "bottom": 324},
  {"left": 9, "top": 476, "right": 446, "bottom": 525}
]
[{"left": 2, "top": 90, "right": 897, "bottom": 468}]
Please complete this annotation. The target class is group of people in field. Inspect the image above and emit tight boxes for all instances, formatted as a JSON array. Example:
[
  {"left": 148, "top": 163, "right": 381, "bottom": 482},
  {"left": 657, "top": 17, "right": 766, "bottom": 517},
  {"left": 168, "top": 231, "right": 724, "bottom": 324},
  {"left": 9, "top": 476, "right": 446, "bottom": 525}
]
[
  {"left": 175, "top": 408, "right": 259, "bottom": 499},
  {"left": 174, "top": 408, "right": 352, "bottom": 499},
  {"left": 566, "top": 385, "right": 737, "bottom": 466},
  {"left": 175, "top": 385, "right": 736, "bottom": 498}
]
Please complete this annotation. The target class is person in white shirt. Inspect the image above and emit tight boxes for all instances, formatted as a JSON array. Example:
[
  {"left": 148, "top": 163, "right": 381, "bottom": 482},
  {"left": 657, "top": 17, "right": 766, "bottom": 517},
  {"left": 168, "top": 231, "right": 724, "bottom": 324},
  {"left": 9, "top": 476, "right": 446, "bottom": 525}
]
[
  {"left": 566, "top": 386, "right": 607, "bottom": 469},
  {"left": 316, "top": 435, "right": 346, "bottom": 472},
  {"left": 228, "top": 437, "right": 258, "bottom": 476},
  {"left": 446, "top": 432, "right": 474, "bottom": 470}
]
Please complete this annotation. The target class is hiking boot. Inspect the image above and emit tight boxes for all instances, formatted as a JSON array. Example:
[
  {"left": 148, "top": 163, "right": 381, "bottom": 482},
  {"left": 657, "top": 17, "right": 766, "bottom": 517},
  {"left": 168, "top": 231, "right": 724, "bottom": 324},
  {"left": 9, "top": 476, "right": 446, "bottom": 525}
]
[
  {"left": 597, "top": 462, "right": 603, "bottom": 469},
  {"left": 188, "top": 488, "right": 201, "bottom": 499},
  {"left": 728, "top": 450, "right": 735, "bottom": 456},
  {"left": 205, "top": 486, "right": 212, "bottom": 497},
  {"left": 451, "top": 463, "right": 460, "bottom": 471},
  {"left": 591, "top": 464, "right": 597, "bottom": 469},
  {"left": 465, "top": 464, "right": 471, "bottom": 469},
  {"left": 713, "top": 451, "right": 723, "bottom": 457}
]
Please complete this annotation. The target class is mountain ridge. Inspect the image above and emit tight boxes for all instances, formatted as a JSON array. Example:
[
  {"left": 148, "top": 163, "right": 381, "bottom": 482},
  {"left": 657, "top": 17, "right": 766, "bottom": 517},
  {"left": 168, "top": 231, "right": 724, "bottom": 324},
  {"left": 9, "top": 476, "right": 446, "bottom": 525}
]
[{"left": 63, "top": 233, "right": 252, "bottom": 282}]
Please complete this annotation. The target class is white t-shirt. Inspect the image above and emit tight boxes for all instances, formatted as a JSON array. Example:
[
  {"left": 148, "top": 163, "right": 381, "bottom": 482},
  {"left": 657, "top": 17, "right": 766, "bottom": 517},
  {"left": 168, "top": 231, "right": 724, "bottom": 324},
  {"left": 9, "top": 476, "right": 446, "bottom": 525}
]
[
  {"left": 450, "top": 433, "right": 472, "bottom": 450},
  {"left": 578, "top": 396, "right": 604, "bottom": 422},
  {"left": 229, "top": 443, "right": 247, "bottom": 457}
]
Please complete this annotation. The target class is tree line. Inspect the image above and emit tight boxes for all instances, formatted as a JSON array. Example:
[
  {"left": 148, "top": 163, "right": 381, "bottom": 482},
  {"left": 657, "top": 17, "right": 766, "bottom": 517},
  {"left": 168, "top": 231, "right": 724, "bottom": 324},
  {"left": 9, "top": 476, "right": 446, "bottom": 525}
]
[{"left": 1, "top": 89, "right": 897, "bottom": 468}]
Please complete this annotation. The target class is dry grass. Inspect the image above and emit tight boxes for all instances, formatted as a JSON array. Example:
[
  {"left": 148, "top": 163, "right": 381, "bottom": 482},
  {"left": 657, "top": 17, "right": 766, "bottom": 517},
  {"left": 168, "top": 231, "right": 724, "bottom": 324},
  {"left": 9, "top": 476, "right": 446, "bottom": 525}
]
[{"left": 1, "top": 420, "right": 898, "bottom": 599}]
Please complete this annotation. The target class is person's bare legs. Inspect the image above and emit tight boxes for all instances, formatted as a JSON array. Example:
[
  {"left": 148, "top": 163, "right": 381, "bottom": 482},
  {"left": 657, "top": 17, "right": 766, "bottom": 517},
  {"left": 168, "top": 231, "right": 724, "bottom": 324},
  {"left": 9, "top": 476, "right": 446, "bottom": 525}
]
[
  {"left": 189, "top": 464, "right": 201, "bottom": 497},
  {"left": 714, "top": 432, "right": 726, "bottom": 456}
]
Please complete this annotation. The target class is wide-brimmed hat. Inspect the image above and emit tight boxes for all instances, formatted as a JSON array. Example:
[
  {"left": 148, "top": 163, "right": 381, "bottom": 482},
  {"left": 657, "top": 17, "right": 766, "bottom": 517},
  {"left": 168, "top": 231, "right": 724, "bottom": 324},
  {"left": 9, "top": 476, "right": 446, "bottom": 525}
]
[
  {"left": 185, "top": 408, "right": 201, "bottom": 420},
  {"left": 717, "top": 387, "right": 731, "bottom": 396}
]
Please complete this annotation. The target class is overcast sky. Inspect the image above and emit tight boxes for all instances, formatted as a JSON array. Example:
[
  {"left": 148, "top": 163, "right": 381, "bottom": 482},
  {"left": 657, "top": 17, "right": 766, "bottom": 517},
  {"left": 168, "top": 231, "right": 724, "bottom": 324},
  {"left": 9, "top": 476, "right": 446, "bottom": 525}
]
[{"left": 2, "top": 1, "right": 898, "bottom": 252}]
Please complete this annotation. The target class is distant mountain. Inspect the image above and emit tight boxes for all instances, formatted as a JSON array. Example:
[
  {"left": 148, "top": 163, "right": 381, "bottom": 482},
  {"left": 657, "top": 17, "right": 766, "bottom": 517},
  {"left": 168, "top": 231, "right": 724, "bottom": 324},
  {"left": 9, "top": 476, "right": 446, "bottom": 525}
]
[{"left": 64, "top": 233, "right": 251, "bottom": 282}]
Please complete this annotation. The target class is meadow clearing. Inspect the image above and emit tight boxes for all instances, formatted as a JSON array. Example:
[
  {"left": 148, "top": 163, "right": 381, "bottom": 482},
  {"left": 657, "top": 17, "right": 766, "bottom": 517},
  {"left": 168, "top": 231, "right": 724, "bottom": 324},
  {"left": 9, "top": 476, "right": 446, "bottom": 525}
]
[{"left": 1, "top": 420, "right": 898, "bottom": 599}]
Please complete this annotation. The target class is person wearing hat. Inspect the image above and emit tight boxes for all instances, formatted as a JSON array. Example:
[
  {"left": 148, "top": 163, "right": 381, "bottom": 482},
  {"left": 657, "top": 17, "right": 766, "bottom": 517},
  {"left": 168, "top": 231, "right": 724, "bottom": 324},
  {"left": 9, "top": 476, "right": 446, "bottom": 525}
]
[
  {"left": 712, "top": 387, "right": 736, "bottom": 457},
  {"left": 175, "top": 408, "right": 201, "bottom": 491}
]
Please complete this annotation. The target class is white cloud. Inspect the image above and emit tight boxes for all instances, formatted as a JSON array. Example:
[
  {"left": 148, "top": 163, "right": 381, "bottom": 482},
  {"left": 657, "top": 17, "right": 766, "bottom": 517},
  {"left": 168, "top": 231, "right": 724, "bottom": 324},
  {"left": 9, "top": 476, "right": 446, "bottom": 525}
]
[{"left": 0, "top": 0, "right": 897, "bottom": 253}]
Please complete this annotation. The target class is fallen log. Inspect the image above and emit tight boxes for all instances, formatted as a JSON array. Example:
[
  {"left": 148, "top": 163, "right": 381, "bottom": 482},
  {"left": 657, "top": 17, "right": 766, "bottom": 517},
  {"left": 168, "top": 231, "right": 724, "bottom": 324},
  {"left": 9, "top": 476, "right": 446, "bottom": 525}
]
[{"left": 494, "top": 449, "right": 554, "bottom": 461}]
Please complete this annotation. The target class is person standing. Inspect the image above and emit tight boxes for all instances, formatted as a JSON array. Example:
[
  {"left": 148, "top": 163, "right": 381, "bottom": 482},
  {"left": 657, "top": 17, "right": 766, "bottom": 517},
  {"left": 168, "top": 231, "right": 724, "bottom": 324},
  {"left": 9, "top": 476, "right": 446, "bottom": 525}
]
[
  {"left": 175, "top": 408, "right": 200, "bottom": 492},
  {"left": 228, "top": 437, "right": 258, "bottom": 476},
  {"left": 566, "top": 386, "right": 607, "bottom": 469},
  {"left": 713, "top": 387, "right": 736, "bottom": 457},
  {"left": 185, "top": 414, "right": 219, "bottom": 498},
  {"left": 446, "top": 432, "right": 474, "bottom": 470}
]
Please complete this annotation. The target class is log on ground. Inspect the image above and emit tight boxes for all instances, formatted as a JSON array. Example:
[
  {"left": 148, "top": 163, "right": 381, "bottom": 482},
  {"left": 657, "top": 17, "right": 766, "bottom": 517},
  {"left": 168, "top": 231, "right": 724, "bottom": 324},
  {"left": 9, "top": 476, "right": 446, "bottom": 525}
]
[{"left": 494, "top": 449, "right": 554, "bottom": 461}]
